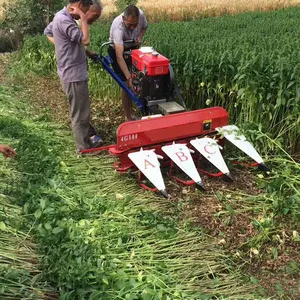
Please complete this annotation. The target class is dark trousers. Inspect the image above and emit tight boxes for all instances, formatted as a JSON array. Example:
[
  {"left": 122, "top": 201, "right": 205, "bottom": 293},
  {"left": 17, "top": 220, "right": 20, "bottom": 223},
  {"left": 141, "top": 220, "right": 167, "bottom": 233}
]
[
  {"left": 108, "top": 46, "right": 136, "bottom": 81},
  {"left": 89, "top": 124, "right": 97, "bottom": 137},
  {"left": 62, "top": 81, "right": 93, "bottom": 151}
]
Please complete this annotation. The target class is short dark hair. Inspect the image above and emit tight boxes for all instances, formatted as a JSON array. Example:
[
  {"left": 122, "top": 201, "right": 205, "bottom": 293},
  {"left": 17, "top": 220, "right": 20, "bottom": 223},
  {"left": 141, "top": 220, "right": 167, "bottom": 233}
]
[
  {"left": 124, "top": 5, "right": 140, "bottom": 18},
  {"left": 69, "top": 0, "right": 93, "bottom": 6},
  {"left": 90, "top": 0, "right": 103, "bottom": 12}
]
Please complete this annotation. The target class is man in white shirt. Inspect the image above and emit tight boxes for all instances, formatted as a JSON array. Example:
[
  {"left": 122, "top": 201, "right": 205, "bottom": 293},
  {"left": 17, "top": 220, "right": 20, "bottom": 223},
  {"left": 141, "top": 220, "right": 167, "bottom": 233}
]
[{"left": 109, "top": 5, "right": 148, "bottom": 121}]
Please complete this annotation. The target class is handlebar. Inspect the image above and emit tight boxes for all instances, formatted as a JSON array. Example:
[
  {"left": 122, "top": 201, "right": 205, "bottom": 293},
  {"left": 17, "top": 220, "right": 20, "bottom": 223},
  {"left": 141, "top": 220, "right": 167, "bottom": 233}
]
[{"left": 99, "top": 40, "right": 136, "bottom": 56}]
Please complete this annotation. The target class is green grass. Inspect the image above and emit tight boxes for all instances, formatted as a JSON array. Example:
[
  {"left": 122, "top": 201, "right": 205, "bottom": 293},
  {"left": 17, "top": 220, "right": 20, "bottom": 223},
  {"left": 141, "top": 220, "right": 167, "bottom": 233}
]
[
  {"left": 2, "top": 55, "right": 300, "bottom": 298},
  {"left": 0, "top": 86, "right": 56, "bottom": 299},
  {"left": 0, "top": 82, "right": 257, "bottom": 298},
  {"left": 2, "top": 6, "right": 300, "bottom": 298}
]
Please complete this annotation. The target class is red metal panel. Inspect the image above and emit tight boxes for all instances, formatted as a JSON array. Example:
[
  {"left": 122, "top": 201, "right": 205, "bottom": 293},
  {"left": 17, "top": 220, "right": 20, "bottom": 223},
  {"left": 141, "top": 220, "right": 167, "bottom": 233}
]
[
  {"left": 131, "top": 49, "right": 170, "bottom": 76},
  {"left": 114, "top": 107, "right": 228, "bottom": 152}
]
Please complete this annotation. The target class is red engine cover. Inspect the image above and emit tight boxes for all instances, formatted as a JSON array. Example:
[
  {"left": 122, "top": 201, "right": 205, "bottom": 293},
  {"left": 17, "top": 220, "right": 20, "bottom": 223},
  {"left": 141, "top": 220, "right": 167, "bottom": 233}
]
[{"left": 131, "top": 49, "right": 170, "bottom": 76}]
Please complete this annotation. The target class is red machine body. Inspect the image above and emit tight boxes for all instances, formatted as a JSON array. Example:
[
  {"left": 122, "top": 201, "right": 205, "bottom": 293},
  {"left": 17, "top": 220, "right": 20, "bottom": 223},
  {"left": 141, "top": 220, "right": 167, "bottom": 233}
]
[
  {"left": 131, "top": 49, "right": 170, "bottom": 76},
  {"left": 108, "top": 107, "right": 228, "bottom": 172}
]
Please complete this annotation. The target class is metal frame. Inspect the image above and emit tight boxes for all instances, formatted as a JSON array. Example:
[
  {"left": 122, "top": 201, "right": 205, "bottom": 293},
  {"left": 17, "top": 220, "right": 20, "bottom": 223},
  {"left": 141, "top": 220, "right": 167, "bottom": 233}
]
[{"left": 97, "top": 41, "right": 145, "bottom": 113}]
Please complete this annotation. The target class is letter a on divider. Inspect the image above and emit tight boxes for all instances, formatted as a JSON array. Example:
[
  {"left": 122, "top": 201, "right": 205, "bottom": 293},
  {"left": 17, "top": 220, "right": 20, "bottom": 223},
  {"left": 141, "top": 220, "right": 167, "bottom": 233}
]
[
  {"left": 128, "top": 149, "right": 167, "bottom": 195},
  {"left": 144, "top": 159, "right": 155, "bottom": 169}
]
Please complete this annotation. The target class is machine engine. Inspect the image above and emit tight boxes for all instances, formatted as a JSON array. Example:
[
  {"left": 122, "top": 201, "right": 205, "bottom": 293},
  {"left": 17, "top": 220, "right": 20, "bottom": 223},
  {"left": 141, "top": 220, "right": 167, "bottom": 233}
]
[{"left": 129, "top": 49, "right": 174, "bottom": 108}]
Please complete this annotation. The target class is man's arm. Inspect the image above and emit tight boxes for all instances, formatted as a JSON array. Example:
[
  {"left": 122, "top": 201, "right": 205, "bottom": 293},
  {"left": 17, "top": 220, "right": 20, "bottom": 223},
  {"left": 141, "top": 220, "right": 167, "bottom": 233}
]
[
  {"left": 67, "top": 6, "right": 90, "bottom": 46},
  {"left": 44, "top": 22, "right": 55, "bottom": 44},
  {"left": 47, "top": 36, "right": 55, "bottom": 44},
  {"left": 115, "top": 44, "right": 131, "bottom": 83},
  {"left": 0, "top": 144, "right": 16, "bottom": 158},
  {"left": 136, "top": 28, "right": 147, "bottom": 44},
  {"left": 112, "top": 27, "right": 131, "bottom": 83},
  {"left": 86, "top": 49, "right": 98, "bottom": 61},
  {"left": 80, "top": 14, "right": 90, "bottom": 46}
]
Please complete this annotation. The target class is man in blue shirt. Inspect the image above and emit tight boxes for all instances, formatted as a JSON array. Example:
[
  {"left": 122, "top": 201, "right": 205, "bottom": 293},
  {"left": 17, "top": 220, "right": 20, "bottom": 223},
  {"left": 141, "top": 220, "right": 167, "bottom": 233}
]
[{"left": 44, "top": 0, "right": 102, "bottom": 153}]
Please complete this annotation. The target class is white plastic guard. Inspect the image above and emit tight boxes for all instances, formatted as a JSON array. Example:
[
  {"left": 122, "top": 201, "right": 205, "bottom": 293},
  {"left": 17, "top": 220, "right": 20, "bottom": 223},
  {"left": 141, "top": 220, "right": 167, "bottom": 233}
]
[
  {"left": 128, "top": 149, "right": 167, "bottom": 195},
  {"left": 190, "top": 138, "right": 230, "bottom": 175},
  {"left": 141, "top": 114, "right": 163, "bottom": 120},
  {"left": 161, "top": 143, "right": 204, "bottom": 186},
  {"left": 217, "top": 125, "right": 264, "bottom": 164}
]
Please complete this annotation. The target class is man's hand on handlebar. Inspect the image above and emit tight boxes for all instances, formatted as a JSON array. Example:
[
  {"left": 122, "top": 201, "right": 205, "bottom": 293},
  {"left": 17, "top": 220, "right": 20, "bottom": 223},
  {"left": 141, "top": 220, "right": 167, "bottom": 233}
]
[
  {"left": 126, "top": 75, "right": 133, "bottom": 89},
  {"left": 86, "top": 50, "right": 99, "bottom": 63},
  {"left": 134, "top": 37, "right": 142, "bottom": 46}
]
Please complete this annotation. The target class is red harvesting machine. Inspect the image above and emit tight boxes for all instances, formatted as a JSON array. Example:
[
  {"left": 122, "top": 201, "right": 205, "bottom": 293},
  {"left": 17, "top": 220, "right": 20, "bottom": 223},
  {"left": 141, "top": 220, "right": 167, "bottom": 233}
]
[{"left": 82, "top": 44, "right": 270, "bottom": 197}]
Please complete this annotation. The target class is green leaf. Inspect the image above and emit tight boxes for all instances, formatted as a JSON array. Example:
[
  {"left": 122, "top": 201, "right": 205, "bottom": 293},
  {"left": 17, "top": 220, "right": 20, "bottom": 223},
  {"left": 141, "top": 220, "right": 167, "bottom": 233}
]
[
  {"left": 0, "top": 221, "right": 7, "bottom": 231},
  {"left": 137, "top": 271, "right": 143, "bottom": 282},
  {"left": 157, "top": 224, "right": 166, "bottom": 231},
  {"left": 273, "top": 199, "right": 278, "bottom": 209},
  {"left": 275, "top": 282, "right": 284, "bottom": 295},
  {"left": 125, "top": 294, "right": 138, "bottom": 300},
  {"left": 129, "top": 278, "right": 137, "bottom": 288},
  {"left": 294, "top": 236, "right": 300, "bottom": 242},
  {"left": 117, "top": 237, "right": 122, "bottom": 246},
  {"left": 216, "top": 191, "right": 224, "bottom": 201},
  {"left": 89, "top": 291, "right": 102, "bottom": 300},
  {"left": 226, "top": 204, "right": 235, "bottom": 216},
  {"left": 79, "top": 219, "right": 86, "bottom": 226},
  {"left": 250, "top": 276, "right": 258, "bottom": 284},
  {"left": 40, "top": 198, "right": 46, "bottom": 210},
  {"left": 282, "top": 208, "right": 289, "bottom": 215},
  {"left": 141, "top": 293, "right": 151, "bottom": 300},
  {"left": 144, "top": 288, "right": 156, "bottom": 295},
  {"left": 289, "top": 260, "right": 299, "bottom": 271},
  {"left": 237, "top": 88, "right": 245, "bottom": 97},
  {"left": 23, "top": 202, "right": 30, "bottom": 214},
  {"left": 272, "top": 247, "right": 278, "bottom": 260},
  {"left": 34, "top": 209, "right": 42, "bottom": 219},
  {"left": 287, "top": 81, "right": 295, "bottom": 89},
  {"left": 102, "top": 277, "right": 109, "bottom": 285},
  {"left": 44, "top": 222, "right": 52, "bottom": 230},
  {"left": 52, "top": 227, "right": 63, "bottom": 234}
]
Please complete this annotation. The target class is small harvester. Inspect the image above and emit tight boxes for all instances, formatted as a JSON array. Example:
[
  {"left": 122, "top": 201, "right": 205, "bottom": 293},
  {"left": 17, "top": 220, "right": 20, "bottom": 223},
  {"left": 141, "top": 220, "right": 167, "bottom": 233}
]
[{"left": 82, "top": 43, "right": 270, "bottom": 197}]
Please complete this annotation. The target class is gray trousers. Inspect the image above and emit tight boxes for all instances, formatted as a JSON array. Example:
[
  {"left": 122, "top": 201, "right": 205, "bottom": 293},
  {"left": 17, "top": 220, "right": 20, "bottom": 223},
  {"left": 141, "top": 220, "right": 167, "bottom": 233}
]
[{"left": 62, "top": 81, "right": 91, "bottom": 151}]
